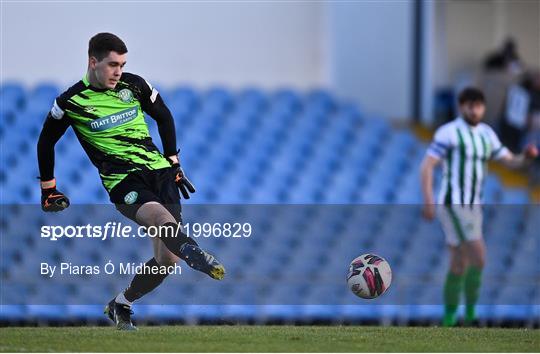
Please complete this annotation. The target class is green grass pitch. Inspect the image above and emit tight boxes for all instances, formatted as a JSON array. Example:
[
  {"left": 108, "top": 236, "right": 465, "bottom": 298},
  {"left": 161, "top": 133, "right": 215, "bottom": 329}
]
[{"left": 0, "top": 326, "right": 538, "bottom": 352}]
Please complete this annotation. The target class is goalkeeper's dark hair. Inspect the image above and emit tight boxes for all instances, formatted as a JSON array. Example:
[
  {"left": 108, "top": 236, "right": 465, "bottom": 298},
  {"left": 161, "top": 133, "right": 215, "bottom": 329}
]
[
  {"left": 88, "top": 33, "right": 128, "bottom": 61},
  {"left": 458, "top": 87, "right": 485, "bottom": 105}
]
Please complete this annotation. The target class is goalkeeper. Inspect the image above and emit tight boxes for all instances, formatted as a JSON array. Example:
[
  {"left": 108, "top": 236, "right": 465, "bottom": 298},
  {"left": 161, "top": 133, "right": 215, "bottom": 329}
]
[{"left": 37, "top": 33, "right": 225, "bottom": 331}]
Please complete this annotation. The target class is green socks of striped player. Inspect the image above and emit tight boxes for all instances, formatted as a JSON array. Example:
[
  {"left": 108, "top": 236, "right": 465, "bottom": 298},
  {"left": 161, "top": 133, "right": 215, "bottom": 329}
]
[
  {"left": 443, "top": 272, "right": 463, "bottom": 327},
  {"left": 443, "top": 267, "right": 482, "bottom": 326},
  {"left": 464, "top": 266, "right": 482, "bottom": 323}
]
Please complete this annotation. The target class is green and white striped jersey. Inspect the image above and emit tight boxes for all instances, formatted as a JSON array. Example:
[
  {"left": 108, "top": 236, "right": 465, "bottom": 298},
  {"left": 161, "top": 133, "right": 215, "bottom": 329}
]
[{"left": 427, "top": 117, "right": 509, "bottom": 205}]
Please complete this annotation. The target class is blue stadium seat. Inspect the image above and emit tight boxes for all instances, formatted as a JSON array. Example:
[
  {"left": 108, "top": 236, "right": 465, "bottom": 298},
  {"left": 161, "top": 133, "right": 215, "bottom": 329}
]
[
  {"left": 338, "top": 305, "right": 384, "bottom": 321},
  {"left": 183, "top": 305, "right": 224, "bottom": 323},
  {"left": 236, "top": 88, "right": 267, "bottom": 115},
  {"left": 205, "top": 87, "right": 233, "bottom": 114},
  {"left": 300, "top": 305, "right": 340, "bottom": 321},
  {"left": 259, "top": 305, "right": 302, "bottom": 322},
  {"left": 32, "top": 83, "right": 59, "bottom": 101},
  {"left": 0, "top": 305, "right": 27, "bottom": 321},
  {"left": 26, "top": 305, "right": 68, "bottom": 321},
  {"left": 137, "top": 305, "right": 186, "bottom": 321},
  {"left": 66, "top": 305, "right": 105, "bottom": 321},
  {"left": 0, "top": 82, "right": 25, "bottom": 114}
]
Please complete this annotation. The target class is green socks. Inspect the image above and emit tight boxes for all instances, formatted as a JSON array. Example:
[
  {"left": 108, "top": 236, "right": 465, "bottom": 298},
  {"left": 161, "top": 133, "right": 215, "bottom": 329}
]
[
  {"left": 464, "top": 266, "right": 482, "bottom": 323},
  {"left": 443, "top": 272, "right": 464, "bottom": 326},
  {"left": 443, "top": 267, "right": 483, "bottom": 326}
]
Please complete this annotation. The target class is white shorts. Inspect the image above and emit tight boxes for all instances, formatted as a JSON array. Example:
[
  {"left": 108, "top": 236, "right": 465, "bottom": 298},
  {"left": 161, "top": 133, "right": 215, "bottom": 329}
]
[{"left": 437, "top": 205, "right": 483, "bottom": 246}]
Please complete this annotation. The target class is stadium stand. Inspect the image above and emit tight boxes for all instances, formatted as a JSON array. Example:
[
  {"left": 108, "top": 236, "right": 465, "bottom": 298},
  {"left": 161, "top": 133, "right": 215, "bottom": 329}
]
[{"left": 0, "top": 82, "right": 538, "bottom": 326}]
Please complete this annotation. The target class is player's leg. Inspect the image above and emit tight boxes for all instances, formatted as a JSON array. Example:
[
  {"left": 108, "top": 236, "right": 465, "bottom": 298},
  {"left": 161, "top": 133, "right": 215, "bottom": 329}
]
[
  {"left": 104, "top": 202, "right": 180, "bottom": 330},
  {"left": 462, "top": 238, "right": 485, "bottom": 324},
  {"left": 105, "top": 170, "right": 224, "bottom": 330},
  {"left": 105, "top": 174, "right": 173, "bottom": 330},
  {"left": 119, "top": 203, "right": 179, "bottom": 304},
  {"left": 116, "top": 223, "right": 180, "bottom": 306},
  {"left": 113, "top": 201, "right": 207, "bottom": 311},
  {"left": 135, "top": 201, "right": 225, "bottom": 279},
  {"left": 152, "top": 168, "right": 226, "bottom": 279},
  {"left": 444, "top": 244, "right": 467, "bottom": 326},
  {"left": 438, "top": 205, "right": 468, "bottom": 327},
  {"left": 459, "top": 205, "right": 484, "bottom": 325}
]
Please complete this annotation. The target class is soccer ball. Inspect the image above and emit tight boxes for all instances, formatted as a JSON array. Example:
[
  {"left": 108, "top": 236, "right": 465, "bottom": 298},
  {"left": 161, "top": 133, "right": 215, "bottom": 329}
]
[{"left": 347, "top": 253, "right": 392, "bottom": 299}]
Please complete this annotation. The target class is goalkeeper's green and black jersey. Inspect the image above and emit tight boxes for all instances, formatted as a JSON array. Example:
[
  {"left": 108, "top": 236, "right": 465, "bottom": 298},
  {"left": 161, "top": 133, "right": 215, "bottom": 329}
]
[{"left": 38, "top": 72, "right": 176, "bottom": 192}]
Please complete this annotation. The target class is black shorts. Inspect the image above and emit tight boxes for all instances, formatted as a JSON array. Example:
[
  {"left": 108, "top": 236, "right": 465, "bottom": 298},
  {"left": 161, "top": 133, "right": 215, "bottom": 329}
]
[{"left": 109, "top": 168, "right": 182, "bottom": 224}]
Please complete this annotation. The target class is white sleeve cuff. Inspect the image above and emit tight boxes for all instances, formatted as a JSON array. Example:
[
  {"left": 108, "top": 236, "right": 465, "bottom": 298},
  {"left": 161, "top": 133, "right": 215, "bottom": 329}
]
[{"left": 50, "top": 100, "right": 64, "bottom": 120}]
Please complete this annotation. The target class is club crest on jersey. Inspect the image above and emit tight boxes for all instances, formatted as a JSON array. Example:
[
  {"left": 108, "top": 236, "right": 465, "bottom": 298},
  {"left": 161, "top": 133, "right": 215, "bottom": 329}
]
[
  {"left": 118, "top": 89, "right": 134, "bottom": 103},
  {"left": 124, "top": 191, "right": 138, "bottom": 204}
]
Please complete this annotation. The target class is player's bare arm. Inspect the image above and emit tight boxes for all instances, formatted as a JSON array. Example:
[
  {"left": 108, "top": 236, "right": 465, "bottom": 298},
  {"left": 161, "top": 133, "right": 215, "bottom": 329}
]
[
  {"left": 497, "top": 144, "right": 539, "bottom": 169},
  {"left": 420, "top": 154, "right": 440, "bottom": 220}
]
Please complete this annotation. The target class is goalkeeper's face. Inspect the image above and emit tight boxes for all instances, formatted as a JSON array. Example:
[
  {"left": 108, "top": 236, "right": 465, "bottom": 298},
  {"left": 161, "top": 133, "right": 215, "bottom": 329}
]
[{"left": 89, "top": 51, "right": 127, "bottom": 90}]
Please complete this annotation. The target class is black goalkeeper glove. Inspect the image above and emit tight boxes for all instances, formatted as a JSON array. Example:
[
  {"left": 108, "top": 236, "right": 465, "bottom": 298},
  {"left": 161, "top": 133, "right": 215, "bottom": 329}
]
[
  {"left": 40, "top": 179, "right": 70, "bottom": 212},
  {"left": 170, "top": 162, "right": 196, "bottom": 199}
]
